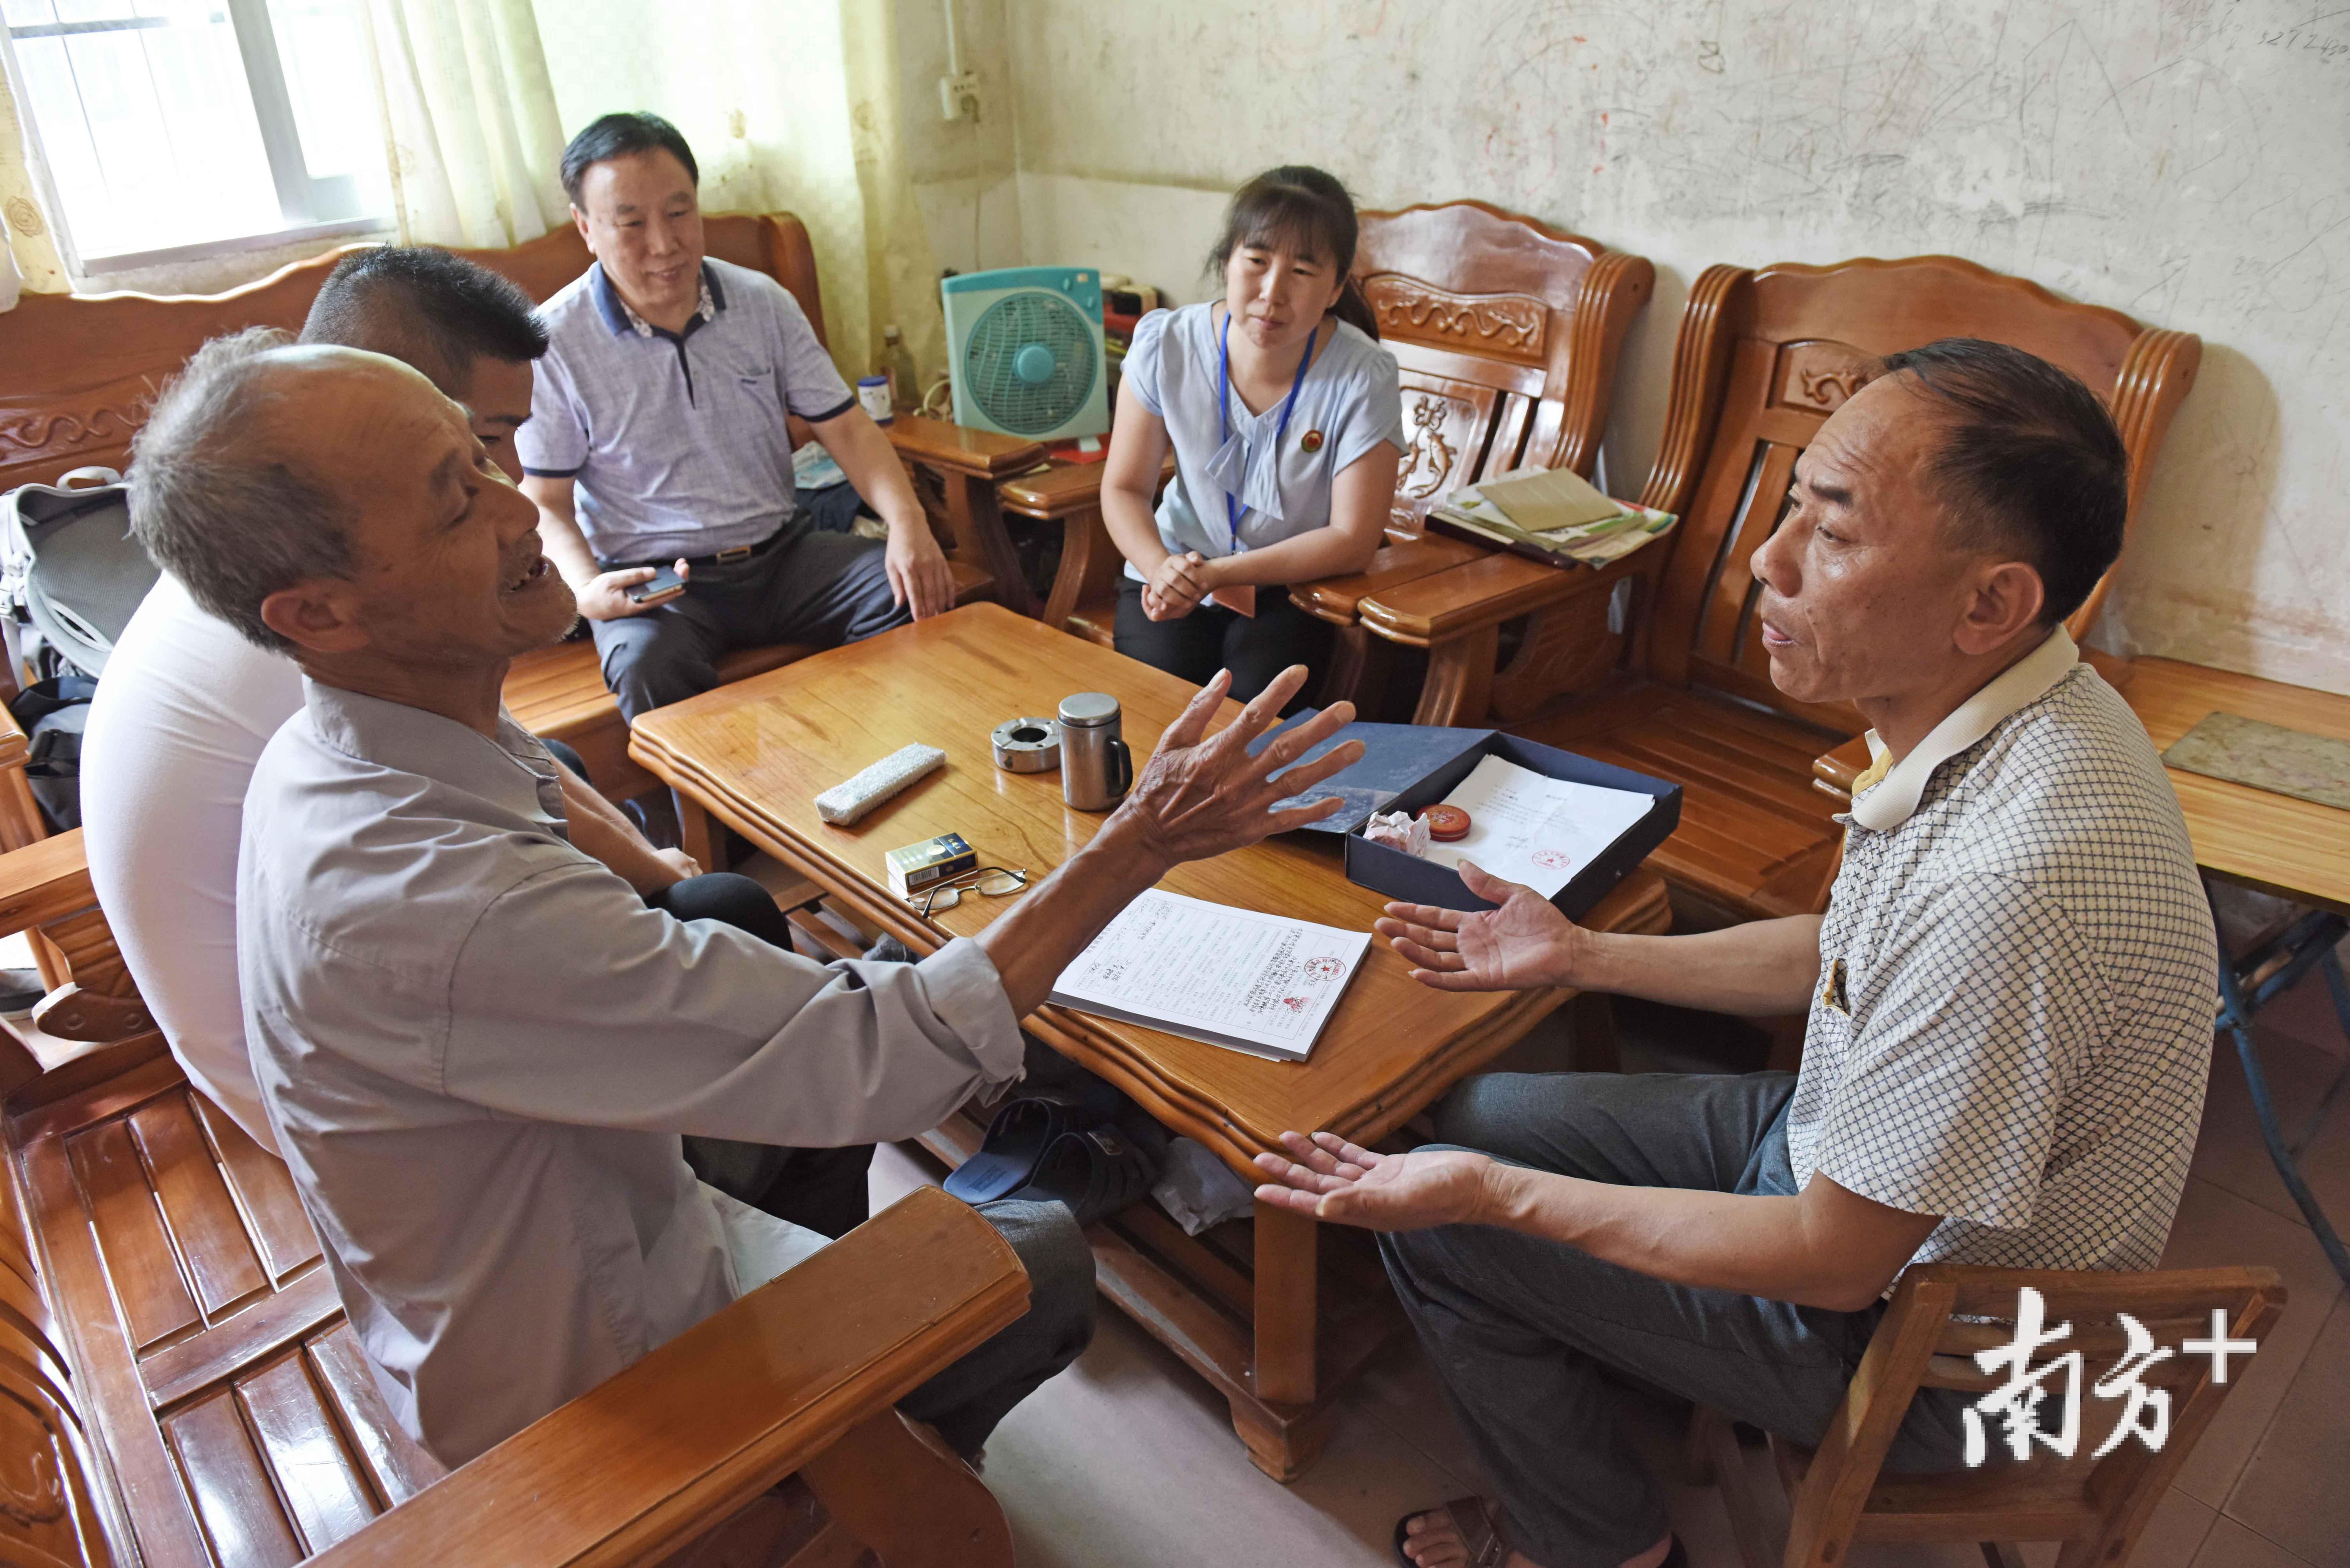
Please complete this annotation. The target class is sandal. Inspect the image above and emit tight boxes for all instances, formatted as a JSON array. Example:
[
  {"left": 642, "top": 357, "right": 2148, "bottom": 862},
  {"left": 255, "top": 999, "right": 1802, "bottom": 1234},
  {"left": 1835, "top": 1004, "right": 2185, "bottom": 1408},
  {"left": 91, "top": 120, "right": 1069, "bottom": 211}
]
[
  {"left": 1005, "top": 1127, "right": 1157, "bottom": 1225},
  {"left": 1393, "top": 1497, "right": 1514, "bottom": 1568},
  {"left": 942, "top": 1082, "right": 1121, "bottom": 1205},
  {"left": 1391, "top": 1499, "right": 1683, "bottom": 1568}
]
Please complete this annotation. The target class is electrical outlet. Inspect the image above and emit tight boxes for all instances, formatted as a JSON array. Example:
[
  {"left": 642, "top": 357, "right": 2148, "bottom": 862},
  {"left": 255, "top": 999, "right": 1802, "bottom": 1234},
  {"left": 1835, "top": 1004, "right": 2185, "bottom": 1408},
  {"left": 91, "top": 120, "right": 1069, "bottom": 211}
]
[{"left": 938, "top": 70, "right": 979, "bottom": 122}]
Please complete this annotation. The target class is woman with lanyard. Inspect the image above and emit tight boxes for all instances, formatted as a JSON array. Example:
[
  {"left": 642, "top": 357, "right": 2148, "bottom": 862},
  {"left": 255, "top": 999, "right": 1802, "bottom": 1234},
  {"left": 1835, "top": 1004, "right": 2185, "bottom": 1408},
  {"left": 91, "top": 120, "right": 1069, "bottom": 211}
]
[{"left": 1100, "top": 166, "right": 1404, "bottom": 712}]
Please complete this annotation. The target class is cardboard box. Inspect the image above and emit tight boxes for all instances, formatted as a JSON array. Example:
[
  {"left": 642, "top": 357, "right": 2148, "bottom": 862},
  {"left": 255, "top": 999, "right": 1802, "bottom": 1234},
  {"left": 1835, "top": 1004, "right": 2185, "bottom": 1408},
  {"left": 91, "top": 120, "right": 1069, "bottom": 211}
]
[{"left": 1336, "top": 732, "right": 1681, "bottom": 920}]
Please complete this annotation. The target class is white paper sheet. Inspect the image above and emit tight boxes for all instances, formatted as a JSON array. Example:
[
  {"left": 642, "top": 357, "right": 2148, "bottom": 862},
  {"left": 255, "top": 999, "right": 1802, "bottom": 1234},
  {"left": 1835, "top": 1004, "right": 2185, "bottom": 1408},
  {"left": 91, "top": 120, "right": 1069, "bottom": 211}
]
[
  {"left": 1048, "top": 891, "right": 1372, "bottom": 1061},
  {"left": 1420, "top": 755, "right": 1655, "bottom": 898}
]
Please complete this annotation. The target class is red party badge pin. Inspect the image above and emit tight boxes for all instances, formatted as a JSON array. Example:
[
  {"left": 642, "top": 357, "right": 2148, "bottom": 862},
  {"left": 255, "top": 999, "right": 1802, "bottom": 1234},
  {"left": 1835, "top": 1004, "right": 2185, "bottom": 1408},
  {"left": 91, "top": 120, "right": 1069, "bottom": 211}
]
[{"left": 1300, "top": 429, "right": 1325, "bottom": 453}]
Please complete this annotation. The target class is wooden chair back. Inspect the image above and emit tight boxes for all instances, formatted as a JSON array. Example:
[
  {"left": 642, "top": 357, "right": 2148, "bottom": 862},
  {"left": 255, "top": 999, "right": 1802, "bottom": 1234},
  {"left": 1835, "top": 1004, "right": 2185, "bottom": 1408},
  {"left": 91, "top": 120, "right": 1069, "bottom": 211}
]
[
  {"left": 1635, "top": 257, "right": 2201, "bottom": 734},
  {"left": 1352, "top": 201, "right": 1654, "bottom": 535},
  {"left": 0, "top": 214, "right": 825, "bottom": 494},
  {"left": 1703, "top": 1262, "right": 2286, "bottom": 1568}
]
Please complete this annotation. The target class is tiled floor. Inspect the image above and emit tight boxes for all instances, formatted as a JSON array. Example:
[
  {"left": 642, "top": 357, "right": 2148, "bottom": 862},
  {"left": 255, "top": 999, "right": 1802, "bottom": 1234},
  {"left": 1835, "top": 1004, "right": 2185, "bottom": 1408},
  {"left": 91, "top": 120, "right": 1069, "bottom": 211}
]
[{"left": 877, "top": 955, "right": 2350, "bottom": 1568}]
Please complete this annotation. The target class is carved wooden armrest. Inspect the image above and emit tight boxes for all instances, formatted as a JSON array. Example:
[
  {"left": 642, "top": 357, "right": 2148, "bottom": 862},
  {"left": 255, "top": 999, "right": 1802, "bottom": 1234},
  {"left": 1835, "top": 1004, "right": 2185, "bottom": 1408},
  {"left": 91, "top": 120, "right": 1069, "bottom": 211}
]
[
  {"left": 996, "top": 461, "right": 1107, "bottom": 520},
  {"left": 884, "top": 415, "right": 1045, "bottom": 480},
  {"left": 1814, "top": 735, "right": 1872, "bottom": 801},
  {"left": 0, "top": 828, "right": 94, "bottom": 939},
  {"left": 1290, "top": 532, "right": 1487, "bottom": 628},
  {"left": 1356, "top": 552, "right": 1605, "bottom": 648},
  {"left": 0, "top": 703, "right": 47, "bottom": 853},
  {"left": 312, "top": 1186, "right": 1028, "bottom": 1568}
]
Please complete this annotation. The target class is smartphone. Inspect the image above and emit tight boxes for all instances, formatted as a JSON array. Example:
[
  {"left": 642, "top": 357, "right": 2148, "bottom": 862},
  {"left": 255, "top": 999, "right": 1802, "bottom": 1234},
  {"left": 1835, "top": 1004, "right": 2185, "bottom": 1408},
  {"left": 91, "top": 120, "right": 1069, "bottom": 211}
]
[{"left": 625, "top": 565, "right": 687, "bottom": 607}]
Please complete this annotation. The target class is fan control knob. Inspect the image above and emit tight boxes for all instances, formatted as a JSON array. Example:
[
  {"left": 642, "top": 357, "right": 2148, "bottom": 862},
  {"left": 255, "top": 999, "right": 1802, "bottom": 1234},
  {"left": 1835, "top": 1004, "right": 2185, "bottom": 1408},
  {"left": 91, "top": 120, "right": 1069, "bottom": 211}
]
[{"left": 1014, "top": 343, "right": 1057, "bottom": 384}]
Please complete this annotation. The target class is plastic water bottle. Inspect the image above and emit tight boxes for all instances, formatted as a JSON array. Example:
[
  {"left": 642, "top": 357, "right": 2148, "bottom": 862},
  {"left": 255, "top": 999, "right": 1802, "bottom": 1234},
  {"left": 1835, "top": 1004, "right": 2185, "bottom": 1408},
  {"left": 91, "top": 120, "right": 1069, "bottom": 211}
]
[{"left": 881, "top": 324, "right": 920, "bottom": 413}]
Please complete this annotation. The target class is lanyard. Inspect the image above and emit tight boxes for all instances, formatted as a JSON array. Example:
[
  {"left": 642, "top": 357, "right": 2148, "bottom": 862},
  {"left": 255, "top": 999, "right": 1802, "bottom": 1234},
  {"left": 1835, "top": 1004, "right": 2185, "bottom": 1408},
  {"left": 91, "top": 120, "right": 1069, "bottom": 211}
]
[{"left": 1218, "top": 312, "right": 1318, "bottom": 551}]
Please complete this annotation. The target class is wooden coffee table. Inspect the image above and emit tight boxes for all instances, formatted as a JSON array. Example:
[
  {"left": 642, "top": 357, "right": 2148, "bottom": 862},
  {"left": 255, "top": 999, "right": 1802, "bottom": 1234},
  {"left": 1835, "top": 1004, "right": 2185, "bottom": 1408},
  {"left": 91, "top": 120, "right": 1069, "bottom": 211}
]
[{"left": 629, "top": 602, "right": 1670, "bottom": 1478}]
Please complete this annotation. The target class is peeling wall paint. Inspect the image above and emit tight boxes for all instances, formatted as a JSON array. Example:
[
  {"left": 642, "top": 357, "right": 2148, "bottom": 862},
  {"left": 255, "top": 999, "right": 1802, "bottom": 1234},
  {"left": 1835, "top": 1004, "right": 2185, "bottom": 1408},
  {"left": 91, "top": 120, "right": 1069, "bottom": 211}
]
[{"left": 1004, "top": 0, "right": 2350, "bottom": 692}]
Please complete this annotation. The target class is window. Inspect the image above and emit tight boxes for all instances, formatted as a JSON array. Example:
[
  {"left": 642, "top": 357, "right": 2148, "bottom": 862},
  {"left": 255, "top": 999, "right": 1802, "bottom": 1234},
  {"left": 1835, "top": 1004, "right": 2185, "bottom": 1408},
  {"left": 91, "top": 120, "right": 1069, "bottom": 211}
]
[{"left": 2, "top": 0, "right": 387, "bottom": 274}]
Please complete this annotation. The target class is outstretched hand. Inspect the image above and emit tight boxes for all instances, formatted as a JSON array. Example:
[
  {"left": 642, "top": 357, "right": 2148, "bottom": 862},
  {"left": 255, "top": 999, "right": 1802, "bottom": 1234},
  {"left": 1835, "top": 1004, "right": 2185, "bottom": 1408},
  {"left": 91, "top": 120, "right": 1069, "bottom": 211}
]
[
  {"left": 1252, "top": 1131, "right": 1498, "bottom": 1232},
  {"left": 1373, "top": 859, "right": 1593, "bottom": 993},
  {"left": 1109, "top": 665, "right": 1363, "bottom": 868}
]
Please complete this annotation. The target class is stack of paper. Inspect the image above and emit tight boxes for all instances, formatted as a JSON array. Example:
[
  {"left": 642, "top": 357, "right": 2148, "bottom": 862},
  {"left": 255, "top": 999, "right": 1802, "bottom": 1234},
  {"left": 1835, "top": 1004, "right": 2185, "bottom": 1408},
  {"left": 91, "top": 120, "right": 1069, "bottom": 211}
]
[
  {"left": 1461, "top": 465, "right": 1625, "bottom": 531},
  {"left": 1432, "top": 466, "right": 1676, "bottom": 566},
  {"left": 1049, "top": 891, "right": 1371, "bottom": 1062}
]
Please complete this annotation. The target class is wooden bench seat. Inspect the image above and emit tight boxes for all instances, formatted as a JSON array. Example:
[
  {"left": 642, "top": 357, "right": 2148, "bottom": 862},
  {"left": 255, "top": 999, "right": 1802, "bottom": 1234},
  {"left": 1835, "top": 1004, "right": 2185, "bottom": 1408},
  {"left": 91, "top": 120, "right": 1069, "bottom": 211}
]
[{"left": 0, "top": 835, "right": 1031, "bottom": 1566}]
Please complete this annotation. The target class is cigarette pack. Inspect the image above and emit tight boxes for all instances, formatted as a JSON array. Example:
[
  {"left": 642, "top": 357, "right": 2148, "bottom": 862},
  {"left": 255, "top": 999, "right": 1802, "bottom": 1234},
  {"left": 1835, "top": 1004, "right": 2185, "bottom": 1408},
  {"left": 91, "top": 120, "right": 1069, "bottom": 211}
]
[{"left": 886, "top": 832, "right": 977, "bottom": 898}]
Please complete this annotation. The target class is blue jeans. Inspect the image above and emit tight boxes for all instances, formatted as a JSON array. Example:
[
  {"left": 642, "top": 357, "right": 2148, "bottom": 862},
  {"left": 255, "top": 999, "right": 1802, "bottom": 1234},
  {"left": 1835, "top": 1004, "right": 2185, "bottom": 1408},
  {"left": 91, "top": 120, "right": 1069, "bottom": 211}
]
[{"left": 1380, "top": 1071, "right": 1972, "bottom": 1568}]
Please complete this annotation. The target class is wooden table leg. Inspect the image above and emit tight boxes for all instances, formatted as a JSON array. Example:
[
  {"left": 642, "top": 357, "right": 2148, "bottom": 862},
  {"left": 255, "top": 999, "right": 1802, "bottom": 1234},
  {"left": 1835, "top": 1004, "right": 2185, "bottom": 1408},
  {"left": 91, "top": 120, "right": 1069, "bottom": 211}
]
[{"left": 1239, "top": 1199, "right": 1333, "bottom": 1480}]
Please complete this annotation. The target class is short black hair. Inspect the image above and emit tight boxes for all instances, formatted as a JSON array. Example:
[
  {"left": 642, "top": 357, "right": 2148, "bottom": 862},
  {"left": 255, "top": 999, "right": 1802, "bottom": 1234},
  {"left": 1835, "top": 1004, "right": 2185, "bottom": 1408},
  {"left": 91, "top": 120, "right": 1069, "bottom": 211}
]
[
  {"left": 560, "top": 111, "right": 698, "bottom": 206},
  {"left": 299, "top": 246, "right": 546, "bottom": 398},
  {"left": 1877, "top": 337, "right": 2129, "bottom": 625}
]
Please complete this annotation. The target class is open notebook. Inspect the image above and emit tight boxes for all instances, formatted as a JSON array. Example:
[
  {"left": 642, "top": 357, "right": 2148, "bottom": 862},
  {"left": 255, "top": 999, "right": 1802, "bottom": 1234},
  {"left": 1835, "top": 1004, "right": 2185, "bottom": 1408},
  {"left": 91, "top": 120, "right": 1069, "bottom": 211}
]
[{"left": 1049, "top": 890, "right": 1372, "bottom": 1062}]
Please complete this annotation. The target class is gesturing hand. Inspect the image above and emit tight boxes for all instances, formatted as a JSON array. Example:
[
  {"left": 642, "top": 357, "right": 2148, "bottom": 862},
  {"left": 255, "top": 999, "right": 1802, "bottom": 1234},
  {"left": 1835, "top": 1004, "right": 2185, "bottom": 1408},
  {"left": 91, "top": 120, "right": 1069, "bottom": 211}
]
[
  {"left": 1374, "top": 859, "right": 1594, "bottom": 992},
  {"left": 1110, "top": 665, "right": 1362, "bottom": 868},
  {"left": 1252, "top": 1131, "right": 1498, "bottom": 1231}
]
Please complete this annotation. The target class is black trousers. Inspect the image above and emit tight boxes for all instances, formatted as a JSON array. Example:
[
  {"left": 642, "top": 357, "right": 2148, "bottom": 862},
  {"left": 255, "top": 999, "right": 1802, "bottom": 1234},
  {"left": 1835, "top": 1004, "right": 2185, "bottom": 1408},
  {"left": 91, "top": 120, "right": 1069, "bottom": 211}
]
[
  {"left": 591, "top": 526, "right": 907, "bottom": 722},
  {"left": 540, "top": 737, "right": 876, "bottom": 1239},
  {"left": 1112, "top": 579, "right": 1333, "bottom": 713}
]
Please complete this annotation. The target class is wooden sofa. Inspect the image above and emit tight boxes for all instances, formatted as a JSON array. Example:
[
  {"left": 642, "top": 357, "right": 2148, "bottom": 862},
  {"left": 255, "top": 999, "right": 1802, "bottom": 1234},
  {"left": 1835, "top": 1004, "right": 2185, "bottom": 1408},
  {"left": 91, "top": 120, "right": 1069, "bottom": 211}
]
[
  {"left": 0, "top": 212, "right": 1007, "bottom": 810},
  {"left": 949, "top": 201, "right": 1657, "bottom": 720},
  {"left": 0, "top": 828, "right": 1027, "bottom": 1566},
  {"left": 1365, "top": 256, "right": 2201, "bottom": 927}
]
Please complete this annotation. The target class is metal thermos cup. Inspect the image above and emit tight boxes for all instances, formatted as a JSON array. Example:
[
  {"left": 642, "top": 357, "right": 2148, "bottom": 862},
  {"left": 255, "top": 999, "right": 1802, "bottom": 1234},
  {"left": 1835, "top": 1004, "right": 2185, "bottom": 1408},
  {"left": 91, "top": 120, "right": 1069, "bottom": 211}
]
[{"left": 1058, "top": 692, "right": 1132, "bottom": 810}]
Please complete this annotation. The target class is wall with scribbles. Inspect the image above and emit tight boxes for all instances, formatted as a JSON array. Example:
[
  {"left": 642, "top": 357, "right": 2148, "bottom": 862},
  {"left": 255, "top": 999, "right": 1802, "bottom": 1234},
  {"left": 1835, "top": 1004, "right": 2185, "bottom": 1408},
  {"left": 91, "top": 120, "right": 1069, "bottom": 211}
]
[{"left": 1001, "top": 0, "right": 2350, "bottom": 692}]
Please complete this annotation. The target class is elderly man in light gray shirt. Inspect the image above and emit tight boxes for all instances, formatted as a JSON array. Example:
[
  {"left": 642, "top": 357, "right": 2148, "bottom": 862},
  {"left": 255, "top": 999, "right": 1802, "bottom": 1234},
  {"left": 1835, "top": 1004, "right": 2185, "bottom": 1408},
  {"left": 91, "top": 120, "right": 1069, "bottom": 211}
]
[{"left": 125, "top": 332, "right": 1361, "bottom": 1467}]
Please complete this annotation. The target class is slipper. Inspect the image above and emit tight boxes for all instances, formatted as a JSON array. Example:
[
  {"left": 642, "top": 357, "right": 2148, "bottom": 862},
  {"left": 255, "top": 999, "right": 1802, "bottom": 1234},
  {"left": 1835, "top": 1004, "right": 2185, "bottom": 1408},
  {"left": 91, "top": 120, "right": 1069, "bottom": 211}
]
[
  {"left": 942, "top": 1082, "right": 1124, "bottom": 1205},
  {"left": 1005, "top": 1127, "right": 1157, "bottom": 1226}
]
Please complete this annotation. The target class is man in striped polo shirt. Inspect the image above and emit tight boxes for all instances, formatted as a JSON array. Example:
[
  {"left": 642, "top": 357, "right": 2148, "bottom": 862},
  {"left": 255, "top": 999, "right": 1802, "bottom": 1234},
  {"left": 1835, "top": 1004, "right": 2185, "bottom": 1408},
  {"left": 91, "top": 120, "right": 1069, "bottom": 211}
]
[{"left": 518, "top": 112, "right": 953, "bottom": 722}]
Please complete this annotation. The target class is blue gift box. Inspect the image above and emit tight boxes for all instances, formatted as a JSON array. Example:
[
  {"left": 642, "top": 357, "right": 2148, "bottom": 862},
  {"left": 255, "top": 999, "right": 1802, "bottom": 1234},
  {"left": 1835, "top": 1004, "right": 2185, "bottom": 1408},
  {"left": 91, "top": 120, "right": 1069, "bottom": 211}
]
[{"left": 1256, "top": 714, "right": 1682, "bottom": 919}]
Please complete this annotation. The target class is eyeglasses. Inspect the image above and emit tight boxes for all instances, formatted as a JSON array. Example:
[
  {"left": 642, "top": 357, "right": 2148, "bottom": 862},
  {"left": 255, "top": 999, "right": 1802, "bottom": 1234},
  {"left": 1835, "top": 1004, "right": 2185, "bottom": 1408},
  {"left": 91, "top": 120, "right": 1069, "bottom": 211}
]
[{"left": 912, "top": 866, "right": 1029, "bottom": 917}]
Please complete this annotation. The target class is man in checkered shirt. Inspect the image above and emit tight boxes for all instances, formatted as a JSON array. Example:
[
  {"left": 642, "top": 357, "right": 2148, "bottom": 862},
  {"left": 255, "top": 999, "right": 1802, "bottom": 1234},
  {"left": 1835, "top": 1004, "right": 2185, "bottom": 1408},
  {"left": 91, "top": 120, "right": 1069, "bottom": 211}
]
[{"left": 1257, "top": 340, "right": 2217, "bottom": 1568}]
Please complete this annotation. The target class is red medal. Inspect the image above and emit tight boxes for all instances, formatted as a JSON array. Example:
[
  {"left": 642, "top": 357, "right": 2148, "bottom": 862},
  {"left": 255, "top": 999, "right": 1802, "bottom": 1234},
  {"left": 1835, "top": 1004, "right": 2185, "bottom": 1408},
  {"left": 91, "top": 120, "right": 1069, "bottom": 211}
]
[
  {"left": 1421, "top": 804, "right": 1471, "bottom": 842},
  {"left": 1300, "top": 429, "right": 1325, "bottom": 453}
]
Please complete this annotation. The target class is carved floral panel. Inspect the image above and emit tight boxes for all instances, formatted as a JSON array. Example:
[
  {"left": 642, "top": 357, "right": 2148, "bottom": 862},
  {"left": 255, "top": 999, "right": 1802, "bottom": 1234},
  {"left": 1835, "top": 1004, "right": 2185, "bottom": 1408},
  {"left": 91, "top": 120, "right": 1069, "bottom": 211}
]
[
  {"left": 1390, "top": 374, "right": 1500, "bottom": 530},
  {"left": 1769, "top": 340, "right": 1877, "bottom": 414},
  {"left": 1361, "top": 275, "right": 1548, "bottom": 366},
  {"left": 0, "top": 381, "right": 151, "bottom": 482}
]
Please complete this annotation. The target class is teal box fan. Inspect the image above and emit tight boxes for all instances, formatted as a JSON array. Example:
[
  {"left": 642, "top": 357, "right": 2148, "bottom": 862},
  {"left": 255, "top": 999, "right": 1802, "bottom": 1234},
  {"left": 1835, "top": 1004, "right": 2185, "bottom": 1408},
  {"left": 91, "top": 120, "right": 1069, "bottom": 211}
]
[{"left": 941, "top": 267, "right": 1110, "bottom": 441}]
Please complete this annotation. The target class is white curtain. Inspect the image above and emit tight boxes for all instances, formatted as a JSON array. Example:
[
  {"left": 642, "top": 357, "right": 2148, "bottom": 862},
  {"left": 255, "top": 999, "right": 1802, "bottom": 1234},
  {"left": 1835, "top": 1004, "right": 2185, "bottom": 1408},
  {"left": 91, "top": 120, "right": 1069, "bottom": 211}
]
[
  {"left": 534, "top": 0, "right": 947, "bottom": 385},
  {"left": 365, "top": 0, "right": 569, "bottom": 249}
]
